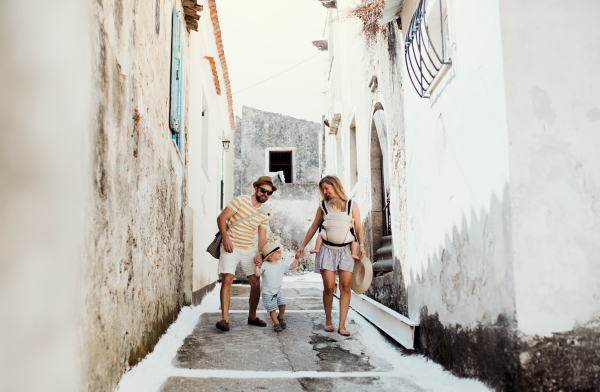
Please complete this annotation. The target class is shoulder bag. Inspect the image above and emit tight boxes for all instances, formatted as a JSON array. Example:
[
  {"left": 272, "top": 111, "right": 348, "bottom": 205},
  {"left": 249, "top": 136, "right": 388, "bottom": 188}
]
[{"left": 206, "top": 205, "right": 266, "bottom": 259}]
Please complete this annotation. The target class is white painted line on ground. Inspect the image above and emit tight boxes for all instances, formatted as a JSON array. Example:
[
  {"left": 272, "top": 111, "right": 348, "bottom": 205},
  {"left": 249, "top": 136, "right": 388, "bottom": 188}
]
[
  {"left": 227, "top": 310, "right": 337, "bottom": 313},
  {"left": 169, "top": 369, "right": 399, "bottom": 379},
  {"left": 231, "top": 296, "right": 323, "bottom": 299}
]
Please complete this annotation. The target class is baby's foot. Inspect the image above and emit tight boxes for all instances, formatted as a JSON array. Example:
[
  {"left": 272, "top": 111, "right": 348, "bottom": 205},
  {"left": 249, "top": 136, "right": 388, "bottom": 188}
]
[
  {"left": 352, "top": 253, "right": 361, "bottom": 260},
  {"left": 309, "top": 248, "right": 320, "bottom": 254}
]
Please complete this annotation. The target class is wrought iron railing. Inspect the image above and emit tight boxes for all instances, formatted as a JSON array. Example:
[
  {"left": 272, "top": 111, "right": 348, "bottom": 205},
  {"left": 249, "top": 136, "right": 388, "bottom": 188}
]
[{"left": 404, "top": 0, "right": 451, "bottom": 98}]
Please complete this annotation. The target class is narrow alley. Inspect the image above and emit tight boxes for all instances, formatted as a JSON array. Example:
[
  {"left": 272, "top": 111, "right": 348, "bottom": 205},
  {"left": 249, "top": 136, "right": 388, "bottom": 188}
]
[
  {"left": 2, "top": 0, "right": 600, "bottom": 391},
  {"left": 116, "top": 275, "right": 489, "bottom": 392}
]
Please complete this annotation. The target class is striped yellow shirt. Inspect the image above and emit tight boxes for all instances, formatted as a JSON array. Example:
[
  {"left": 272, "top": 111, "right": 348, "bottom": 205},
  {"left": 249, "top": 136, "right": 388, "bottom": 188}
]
[{"left": 225, "top": 195, "right": 269, "bottom": 250}]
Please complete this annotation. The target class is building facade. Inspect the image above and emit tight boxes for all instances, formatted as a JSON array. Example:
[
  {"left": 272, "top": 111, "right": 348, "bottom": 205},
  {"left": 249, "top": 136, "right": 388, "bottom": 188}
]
[
  {"left": 234, "top": 106, "right": 321, "bottom": 269},
  {"left": 82, "top": 0, "right": 234, "bottom": 390},
  {"left": 319, "top": 0, "right": 600, "bottom": 390}
]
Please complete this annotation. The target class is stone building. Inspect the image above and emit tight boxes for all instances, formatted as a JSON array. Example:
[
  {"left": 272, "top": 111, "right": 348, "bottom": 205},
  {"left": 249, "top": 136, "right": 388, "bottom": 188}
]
[
  {"left": 318, "top": 0, "right": 600, "bottom": 390},
  {"left": 234, "top": 106, "right": 321, "bottom": 269},
  {"left": 1, "top": 0, "right": 235, "bottom": 391}
]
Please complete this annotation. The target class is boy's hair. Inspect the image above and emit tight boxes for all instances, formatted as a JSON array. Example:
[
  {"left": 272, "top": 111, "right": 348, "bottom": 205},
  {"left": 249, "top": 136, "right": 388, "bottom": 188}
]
[{"left": 327, "top": 198, "right": 344, "bottom": 211}]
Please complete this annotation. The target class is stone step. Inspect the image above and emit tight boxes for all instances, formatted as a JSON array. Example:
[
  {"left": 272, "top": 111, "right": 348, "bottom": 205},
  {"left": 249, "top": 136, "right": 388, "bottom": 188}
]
[
  {"left": 372, "top": 259, "right": 393, "bottom": 272},
  {"left": 381, "top": 235, "right": 392, "bottom": 246},
  {"left": 376, "top": 244, "right": 393, "bottom": 259}
]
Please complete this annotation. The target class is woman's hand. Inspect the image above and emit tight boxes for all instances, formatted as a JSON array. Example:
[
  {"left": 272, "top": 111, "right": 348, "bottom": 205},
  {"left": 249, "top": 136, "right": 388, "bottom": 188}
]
[
  {"left": 295, "top": 246, "right": 305, "bottom": 260},
  {"left": 359, "top": 246, "right": 367, "bottom": 260}
]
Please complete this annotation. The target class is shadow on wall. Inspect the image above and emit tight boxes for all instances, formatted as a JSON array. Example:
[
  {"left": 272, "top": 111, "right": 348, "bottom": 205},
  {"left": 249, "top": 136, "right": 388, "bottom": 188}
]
[{"left": 406, "top": 184, "right": 600, "bottom": 391}]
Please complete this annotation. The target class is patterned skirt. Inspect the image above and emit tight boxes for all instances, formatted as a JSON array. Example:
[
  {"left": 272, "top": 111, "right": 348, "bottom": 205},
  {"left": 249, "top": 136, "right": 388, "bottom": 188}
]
[{"left": 314, "top": 244, "right": 354, "bottom": 274}]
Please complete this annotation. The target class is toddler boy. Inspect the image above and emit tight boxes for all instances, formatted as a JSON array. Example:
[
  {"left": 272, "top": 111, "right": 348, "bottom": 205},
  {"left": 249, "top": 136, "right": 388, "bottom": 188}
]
[{"left": 255, "top": 244, "right": 298, "bottom": 331}]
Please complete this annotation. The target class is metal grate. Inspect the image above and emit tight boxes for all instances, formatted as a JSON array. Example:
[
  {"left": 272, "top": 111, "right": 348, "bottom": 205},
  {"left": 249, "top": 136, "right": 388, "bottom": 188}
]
[{"left": 404, "top": 0, "right": 451, "bottom": 98}]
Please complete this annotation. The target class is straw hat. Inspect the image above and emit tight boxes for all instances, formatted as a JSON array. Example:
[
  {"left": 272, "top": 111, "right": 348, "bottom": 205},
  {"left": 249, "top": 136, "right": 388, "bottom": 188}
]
[
  {"left": 261, "top": 243, "right": 281, "bottom": 259},
  {"left": 253, "top": 176, "right": 278, "bottom": 192},
  {"left": 351, "top": 256, "right": 373, "bottom": 294}
]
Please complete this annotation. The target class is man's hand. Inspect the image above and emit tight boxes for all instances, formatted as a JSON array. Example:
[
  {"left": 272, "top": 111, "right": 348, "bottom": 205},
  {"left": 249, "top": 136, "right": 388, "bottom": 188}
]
[
  {"left": 253, "top": 253, "right": 263, "bottom": 267},
  {"left": 295, "top": 246, "right": 304, "bottom": 260},
  {"left": 223, "top": 237, "right": 234, "bottom": 253}
]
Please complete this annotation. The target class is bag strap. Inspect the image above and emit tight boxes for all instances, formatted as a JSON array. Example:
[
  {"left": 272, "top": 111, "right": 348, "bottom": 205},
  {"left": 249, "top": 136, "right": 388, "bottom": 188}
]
[
  {"left": 347, "top": 199, "right": 352, "bottom": 216},
  {"left": 321, "top": 200, "right": 329, "bottom": 215},
  {"left": 228, "top": 204, "right": 265, "bottom": 229}
]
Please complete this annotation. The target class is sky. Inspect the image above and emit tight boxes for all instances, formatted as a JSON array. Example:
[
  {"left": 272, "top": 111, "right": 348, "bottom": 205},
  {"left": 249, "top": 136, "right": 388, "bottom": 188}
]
[{"left": 217, "top": 0, "right": 328, "bottom": 124}]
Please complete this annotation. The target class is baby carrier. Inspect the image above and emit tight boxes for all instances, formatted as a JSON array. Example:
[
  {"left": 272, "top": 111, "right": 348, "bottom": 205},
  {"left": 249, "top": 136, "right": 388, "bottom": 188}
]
[{"left": 319, "top": 199, "right": 358, "bottom": 249}]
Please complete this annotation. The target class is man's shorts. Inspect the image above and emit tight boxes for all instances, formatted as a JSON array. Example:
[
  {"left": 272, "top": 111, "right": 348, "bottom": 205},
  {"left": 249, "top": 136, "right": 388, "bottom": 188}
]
[
  {"left": 218, "top": 244, "right": 258, "bottom": 277},
  {"left": 262, "top": 289, "right": 287, "bottom": 312}
]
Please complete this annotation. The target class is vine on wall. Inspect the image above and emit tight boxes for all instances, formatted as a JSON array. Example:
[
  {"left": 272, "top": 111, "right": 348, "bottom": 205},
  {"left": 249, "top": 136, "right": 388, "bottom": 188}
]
[{"left": 347, "top": 0, "right": 385, "bottom": 48}]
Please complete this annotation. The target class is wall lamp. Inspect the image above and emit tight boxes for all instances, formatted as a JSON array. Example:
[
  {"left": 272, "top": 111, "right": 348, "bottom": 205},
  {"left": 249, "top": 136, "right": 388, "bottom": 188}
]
[{"left": 222, "top": 138, "right": 230, "bottom": 152}]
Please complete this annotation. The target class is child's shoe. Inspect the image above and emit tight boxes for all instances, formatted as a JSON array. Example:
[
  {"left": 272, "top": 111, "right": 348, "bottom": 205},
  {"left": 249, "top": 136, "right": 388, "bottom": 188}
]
[
  {"left": 278, "top": 318, "right": 287, "bottom": 329},
  {"left": 274, "top": 324, "right": 283, "bottom": 332}
]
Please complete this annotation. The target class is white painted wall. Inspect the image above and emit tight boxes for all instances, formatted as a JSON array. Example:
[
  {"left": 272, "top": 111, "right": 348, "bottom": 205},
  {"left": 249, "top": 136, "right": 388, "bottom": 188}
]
[
  {"left": 324, "top": 0, "right": 600, "bottom": 339},
  {"left": 0, "top": 1, "right": 89, "bottom": 391},
  {"left": 186, "top": 2, "right": 234, "bottom": 294},
  {"left": 399, "top": 0, "right": 514, "bottom": 326},
  {"left": 499, "top": 0, "right": 600, "bottom": 336}
]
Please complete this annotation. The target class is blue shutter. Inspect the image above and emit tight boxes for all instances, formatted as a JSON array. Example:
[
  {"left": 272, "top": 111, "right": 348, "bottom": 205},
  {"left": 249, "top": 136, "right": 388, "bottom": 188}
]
[{"left": 170, "top": 10, "right": 183, "bottom": 150}]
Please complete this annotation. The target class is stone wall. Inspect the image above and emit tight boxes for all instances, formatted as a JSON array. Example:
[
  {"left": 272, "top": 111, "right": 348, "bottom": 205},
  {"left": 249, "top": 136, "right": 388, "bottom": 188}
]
[
  {"left": 82, "top": 1, "right": 188, "bottom": 390},
  {"left": 234, "top": 107, "right": 321, "bottom": 270}
]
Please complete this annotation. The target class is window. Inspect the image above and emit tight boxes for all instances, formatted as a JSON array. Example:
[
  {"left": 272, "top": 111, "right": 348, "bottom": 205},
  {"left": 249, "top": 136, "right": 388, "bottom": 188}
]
[
  {"left": 404, "top": 0, "right": 451, "bottom": 98},
  {"left": 170, "top": 9, "right": 183, "bottom": 149},
  {"left": 349, "top": 117, "right": 358, "bottom": 189},
  {"left": 269, "top": 151, "right": 293, "bottom": 183}
]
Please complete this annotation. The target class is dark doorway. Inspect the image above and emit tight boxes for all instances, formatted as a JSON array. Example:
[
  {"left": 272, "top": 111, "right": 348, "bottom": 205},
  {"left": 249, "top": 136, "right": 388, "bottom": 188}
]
[{"left": 269, "top": 151, "right": 293, "bottom": 183}]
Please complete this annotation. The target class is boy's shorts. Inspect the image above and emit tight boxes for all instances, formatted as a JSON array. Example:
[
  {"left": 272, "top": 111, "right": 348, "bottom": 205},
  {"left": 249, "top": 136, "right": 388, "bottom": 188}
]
[
  {"left": 218, "top": 245, "right": 258, "bottom": 277},
  {"left": 262, "top": 289, "right": 287, "bottom": 312}
]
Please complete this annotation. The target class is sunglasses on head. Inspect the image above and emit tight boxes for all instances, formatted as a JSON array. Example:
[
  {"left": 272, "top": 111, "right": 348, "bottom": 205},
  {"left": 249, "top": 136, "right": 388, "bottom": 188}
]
[{"left": 258, "top": 187, "right": 273, "bottom": 196}]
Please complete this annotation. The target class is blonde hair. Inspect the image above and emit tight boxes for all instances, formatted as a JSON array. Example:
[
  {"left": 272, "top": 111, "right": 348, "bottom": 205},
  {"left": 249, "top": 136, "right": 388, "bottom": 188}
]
[
  {"left": 319, "top": 175, "right": 348, "bottom": 202},
  {"left": 327, "top": 198, "right": 344, "bottom": 210}
]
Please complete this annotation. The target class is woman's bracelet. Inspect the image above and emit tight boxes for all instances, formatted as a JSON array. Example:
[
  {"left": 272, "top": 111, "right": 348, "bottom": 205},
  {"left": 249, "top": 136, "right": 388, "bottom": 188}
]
[{"left": 359, "top": 244, "right": 364, "bottom": 247}]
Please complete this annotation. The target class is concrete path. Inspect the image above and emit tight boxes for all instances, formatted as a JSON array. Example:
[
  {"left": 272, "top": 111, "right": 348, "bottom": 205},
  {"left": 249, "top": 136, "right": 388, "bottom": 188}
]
[{"left": 116, "top": 274, "right": 490, "bottom": 392}]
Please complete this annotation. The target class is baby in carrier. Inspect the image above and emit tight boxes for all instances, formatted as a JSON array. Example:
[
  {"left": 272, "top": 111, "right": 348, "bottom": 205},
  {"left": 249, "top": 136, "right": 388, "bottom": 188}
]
[{"left": 309, "top": 198, "right": 361, "bottom": 260}]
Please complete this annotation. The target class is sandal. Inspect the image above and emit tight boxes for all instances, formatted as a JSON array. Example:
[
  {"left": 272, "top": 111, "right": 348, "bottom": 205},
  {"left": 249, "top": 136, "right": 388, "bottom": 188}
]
[
  {"left": 278, "top": 318, "right": 287, "bottom": 329},
  {"left": 337, "top": 328, "right": 350, "bottom": 336},
  {"left": 274, "top": 324, "right": 283, "bottom": 332},
  {"left": 324, "top": 325, "right": 334, "bottom": 332}
]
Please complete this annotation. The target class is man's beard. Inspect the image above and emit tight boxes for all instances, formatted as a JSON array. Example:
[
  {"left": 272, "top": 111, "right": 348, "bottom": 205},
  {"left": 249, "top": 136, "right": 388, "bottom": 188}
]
[{"left": 257, "top": 194, "right": 268, "bottom": 203}]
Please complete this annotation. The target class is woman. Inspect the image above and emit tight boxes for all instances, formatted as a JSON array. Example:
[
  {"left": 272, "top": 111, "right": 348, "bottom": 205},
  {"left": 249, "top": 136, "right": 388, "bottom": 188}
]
[{"left": 295, "top": 175, "right": 366, "bottom": 336}]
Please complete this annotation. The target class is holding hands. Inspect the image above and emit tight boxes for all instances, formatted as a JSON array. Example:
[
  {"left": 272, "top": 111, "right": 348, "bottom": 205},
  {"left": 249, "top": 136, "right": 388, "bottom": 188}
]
[{"left": 295, "top": 246, "right": 304, "bottom": 260}]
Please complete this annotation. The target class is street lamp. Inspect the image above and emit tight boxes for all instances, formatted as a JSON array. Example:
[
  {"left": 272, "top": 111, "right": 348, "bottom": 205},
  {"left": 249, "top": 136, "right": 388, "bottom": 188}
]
[{"left": 222, "top": 138, "right": 230, "bottom": 151}]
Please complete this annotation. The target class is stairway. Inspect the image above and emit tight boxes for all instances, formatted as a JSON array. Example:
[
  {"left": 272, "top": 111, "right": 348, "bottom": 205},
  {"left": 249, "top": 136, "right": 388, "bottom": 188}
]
[{"left": 373, "top": 235, "right": 394, "bottom": 272}]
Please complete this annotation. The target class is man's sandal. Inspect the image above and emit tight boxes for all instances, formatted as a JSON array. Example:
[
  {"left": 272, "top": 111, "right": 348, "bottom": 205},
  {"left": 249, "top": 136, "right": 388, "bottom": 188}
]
[
  {"left": 248, "top": 317, "right": 267, "bottom": 327},
  {"left": 337, "top": 328, "right": 350, "bottom": 336},
  {"left": 324, "top": 325, "right": 334, "bottom": 332},
  {"left": 274, "top": 324, "right": 283, "bottom": 332},
  {"left": 278, "top": 318, "right": 287, "bottom": 329}
]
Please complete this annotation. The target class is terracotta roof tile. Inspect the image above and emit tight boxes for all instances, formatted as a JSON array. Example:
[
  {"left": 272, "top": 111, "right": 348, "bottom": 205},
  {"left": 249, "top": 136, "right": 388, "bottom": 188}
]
[{"left": 208, "top": 0, "right": 235, "bottom": 130}]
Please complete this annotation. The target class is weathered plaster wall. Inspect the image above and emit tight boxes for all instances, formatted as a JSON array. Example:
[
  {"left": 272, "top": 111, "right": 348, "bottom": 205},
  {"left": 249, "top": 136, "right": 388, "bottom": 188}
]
[
  {"left": 322, "top": 2, "right": 408, "bottom": 310},
  {"left": 83, "top": 1, "right": 189, "bottom": 390},
  {"left": 0, "top": 1, "right": 89, "bottom": 391},
  {"left": 496, "top": 2, "right": 600, "bottom": 390},
  {"left": 234, "top": 106, "right": 321, "bottom": 268},
  {"left": 185, "top": 5, "right": 234, "bottom": 299},
  {"left": 499, "top": 0, "right": 600, "bottom": 338}
]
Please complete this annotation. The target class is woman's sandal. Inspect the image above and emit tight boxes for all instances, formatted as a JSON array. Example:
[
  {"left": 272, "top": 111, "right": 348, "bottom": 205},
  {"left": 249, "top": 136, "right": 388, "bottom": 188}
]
[
  {"left": 337, "top": 328, "right": 350, "bottom": 336},
  {"left": 278, "top": 318, "right": 287, "bottom": 329},
  {"left": 324, "top": 324, "right": 334, "bottom": 332}
]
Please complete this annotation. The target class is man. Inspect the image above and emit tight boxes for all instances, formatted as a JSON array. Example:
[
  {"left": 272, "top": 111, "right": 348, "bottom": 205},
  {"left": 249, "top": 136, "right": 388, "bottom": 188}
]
[{"left": 215, "top": 176, "right": 276, "bottom": 331}]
